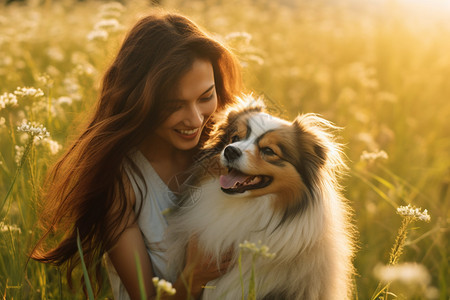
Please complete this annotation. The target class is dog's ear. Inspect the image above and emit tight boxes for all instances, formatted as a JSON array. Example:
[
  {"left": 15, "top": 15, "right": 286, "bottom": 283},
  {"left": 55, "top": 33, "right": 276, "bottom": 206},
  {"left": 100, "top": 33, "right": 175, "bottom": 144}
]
[
  {"left": 289, "top": 115, "right": 330, "bottom": 194},
  {"left": 227, "top": 94, "right": 265, "bottom": 121},
  {"left": 223, "top": 94, "right": 266, "bottom": 136},
  {"left": 292, "top": 114, "right": 328, "bottom": 164}
]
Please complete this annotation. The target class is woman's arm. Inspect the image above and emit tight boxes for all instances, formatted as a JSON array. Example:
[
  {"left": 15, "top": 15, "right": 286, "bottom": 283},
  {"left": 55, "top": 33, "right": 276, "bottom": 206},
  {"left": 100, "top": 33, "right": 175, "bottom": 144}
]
[
  {"left": 108, "top": 218, "right": 233, "bottom": 300},
  {"left": 178, "top": 236, "right": 233, "bottom": 298},
  {"left": 107, "top": 171, "right": 160, "bottom": 299},
  {"left": 108, "top": 220, "right": 157, "bottom": 299},
  {"left": 108, "top": 173, "right": 232, "bottom": 300}
]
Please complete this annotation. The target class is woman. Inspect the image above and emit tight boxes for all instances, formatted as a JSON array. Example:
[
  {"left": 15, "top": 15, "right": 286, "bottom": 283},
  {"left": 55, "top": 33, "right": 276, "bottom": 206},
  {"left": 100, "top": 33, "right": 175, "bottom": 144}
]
[{"left": 31, "top": 11, "right": 242, "bottom": 300}]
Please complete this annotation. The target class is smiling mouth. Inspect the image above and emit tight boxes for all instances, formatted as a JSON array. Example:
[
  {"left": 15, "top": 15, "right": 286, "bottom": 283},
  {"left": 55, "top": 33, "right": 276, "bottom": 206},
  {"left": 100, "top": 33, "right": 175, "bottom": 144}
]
[
  {"left": 175, "top": 128, "right": 199, "bottom": 136},
  {"left": 220, "top": 168, "right": 273, "bottom": 194}
]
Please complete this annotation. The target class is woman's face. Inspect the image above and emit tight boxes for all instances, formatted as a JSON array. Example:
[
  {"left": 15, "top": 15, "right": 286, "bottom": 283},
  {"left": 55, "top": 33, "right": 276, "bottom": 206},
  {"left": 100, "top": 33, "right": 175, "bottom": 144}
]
[{"left": 155, "top": 58, "right": 218, "bottom": 151}]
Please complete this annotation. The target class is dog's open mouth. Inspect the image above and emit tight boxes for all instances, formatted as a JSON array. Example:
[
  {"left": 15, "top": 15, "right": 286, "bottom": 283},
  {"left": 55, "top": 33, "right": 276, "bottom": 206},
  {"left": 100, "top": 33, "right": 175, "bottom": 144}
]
[{"left": 220, "top": 168, "right": 272, "bottom": 194}]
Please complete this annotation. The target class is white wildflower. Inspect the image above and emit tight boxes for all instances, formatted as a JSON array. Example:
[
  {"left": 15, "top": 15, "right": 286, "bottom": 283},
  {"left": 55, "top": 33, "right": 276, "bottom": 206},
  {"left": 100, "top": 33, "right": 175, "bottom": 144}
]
[
  {"left": 46, "top": 46, "right": 65, "bottom": 62},
  {"left": 57, "top": 96, "right": 73, "bottom": 106},
  {"left": 98, "top": 2, "right": 124, "bottom": 20},
  {"left": 0, "top": 221, "right": 22, "bottom": 234},
  {"left": 100, "top": 2, "right": 125, "bottom": 13},
  {"left": 87, "top": 29, "right": 109, "bottom": 41},
  {"left": 17, "top": 121, "right": 50, "bottom": 140},
  {"left": 0, "top": 55, "right": 13, "bottom": 66},
  {"left": 36, "top": 138, "right": 62, "bottom": 155},
  {"left": 14, "top": 86, "right": 44, "bottom": 98},
  {"left": 239, "top": 240, "right": 259, "bottom": 253},
  {"left": 239, "top": 240, "right": 276, "bottom": 259},
  {"left": 225, "top": 31, "right": 253, "bottom": 45},
  {"left": 152, "top": 277, "right": 176, "bottom": 295},
  {"left": 63, "top": 77, "right": 81, "bottom": 100},
  {"left": 374, "top": 263, "right": 430, "bottom": 286},
  {"left": 94, "top": 18, "right": 122, "bottom": 32},
  {"left": 75, "top": 63, "right": 96, "bottom": 77},
  {"left": 14, "top": 145, "right": 24, "bottom": 165},
  {"left": 0, "top": 92, "right": 18, "bottom": 109},
  {"left": 37, "top": 73, "right": 54, "bottom": 88},
  {"left": 397, "top": 204, "right": 431, "bottom": 222},
  {"left": 355, "top": 132, "right": 378, "bottom": 151},
  {"left": 246, "top": 54, "right": 264, "bottom": 66},
  {"left": 19, "top": 133, "right": 29, "bottom": 144},
  {"left": 98, "top": 9, "right": 121, "bottom": 19},
  {"left": 360, "top": 150, "right": 388, "bottom": 163},
  {"left": 418, "top": 209, "right": 431, "bottom": 222},
  {"left": 46, "top": 65, "right": 61, "bottom": 77}
]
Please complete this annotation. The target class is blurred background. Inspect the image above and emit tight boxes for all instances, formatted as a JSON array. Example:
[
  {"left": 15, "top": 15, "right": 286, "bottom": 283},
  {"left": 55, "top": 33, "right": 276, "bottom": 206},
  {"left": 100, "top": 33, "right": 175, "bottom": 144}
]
[{"left": 0, "top": 0, "right": 449, "bottom": 299}]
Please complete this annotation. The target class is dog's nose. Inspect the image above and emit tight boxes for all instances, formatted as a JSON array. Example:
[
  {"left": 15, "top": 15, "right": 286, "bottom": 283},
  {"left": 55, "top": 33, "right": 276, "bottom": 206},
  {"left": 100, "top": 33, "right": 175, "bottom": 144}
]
[{"left": 224, "top": 145, "right": 242, "bottom": 161}]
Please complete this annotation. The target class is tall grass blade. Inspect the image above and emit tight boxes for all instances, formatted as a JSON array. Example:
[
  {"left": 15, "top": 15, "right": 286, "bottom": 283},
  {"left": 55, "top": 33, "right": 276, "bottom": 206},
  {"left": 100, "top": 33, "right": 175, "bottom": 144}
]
[
  {"left": 238, "top": 250, "right": 244, "bottom": 300},
  {"left": 352, "top": 170, "right": 397, "bottom": 208},
  {"left": 134, "top": 252, "right": 147, "bottom": 300},
  {"left": 76, "top": 229, "right": 95, "bottom": 300},
  {"left": 0, "top": 139, "right": 33, "bottom": 220},
  {"left": 370, "top": 283, "right": 390, "bottom": 300}
]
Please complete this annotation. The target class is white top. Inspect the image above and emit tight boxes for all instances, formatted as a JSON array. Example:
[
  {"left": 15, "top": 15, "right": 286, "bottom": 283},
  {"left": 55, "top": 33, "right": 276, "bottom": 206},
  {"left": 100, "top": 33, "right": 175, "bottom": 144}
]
[{"left": 105, "top": 150, "right": 178, "bottom": 300}]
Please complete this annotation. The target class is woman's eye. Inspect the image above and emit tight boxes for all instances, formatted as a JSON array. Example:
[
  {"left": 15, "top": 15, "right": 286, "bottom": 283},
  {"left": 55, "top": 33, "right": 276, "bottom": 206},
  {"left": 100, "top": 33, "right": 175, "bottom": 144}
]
[
  {"left": 201, "top": 95, "right": 213, "bottom": 101},
  {"left": 169, "top": 101, "right": 184, "bottom": 112},
  {"left": 261, "top": 147, "right": 275, "bottom": 156},
  {"left": 231, "top": 135, "right": 240, "bottom": 143},
  {"left": 200, "top": 91, "right": 215, "bottom": 102}
]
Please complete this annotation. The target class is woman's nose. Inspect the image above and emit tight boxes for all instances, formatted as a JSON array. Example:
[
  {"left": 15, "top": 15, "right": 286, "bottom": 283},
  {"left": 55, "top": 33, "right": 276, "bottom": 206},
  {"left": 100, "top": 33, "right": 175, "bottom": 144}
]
[{"left": 184, "top": 104, "right": 204, "bottom": 127}]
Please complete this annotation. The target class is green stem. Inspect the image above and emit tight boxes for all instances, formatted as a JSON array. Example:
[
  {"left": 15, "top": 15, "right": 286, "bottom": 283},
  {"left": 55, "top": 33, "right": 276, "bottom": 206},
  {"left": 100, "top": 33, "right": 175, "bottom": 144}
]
[
  {"left": 383, "top": 283, "right": 391, "bottom": 300},
  {"left": 76, "top": 229, "right": 95, "bottom": 300},
  {"left": 0, "top": 138, "right": 34, "bottom": 220},
  {"left": 8, "top": 111, "right": 17, "bottom": 147},
  {"left": 134, "top": 253, "right": 147, "bottom": 300},
  {"left": 238, "top": 250, "right": 244, "bottom": 300},
  {"left": 47, "top": 85, "right": 52, "bottom": 125},
  {"left": 370, "top": 283, "right": 390, "bottom": 300},
  {"left": 371, "top": 216, "right": 413, "bottom": 300},
  {"left": 248, "top": 254, "right": 256, "bottom": 300}
]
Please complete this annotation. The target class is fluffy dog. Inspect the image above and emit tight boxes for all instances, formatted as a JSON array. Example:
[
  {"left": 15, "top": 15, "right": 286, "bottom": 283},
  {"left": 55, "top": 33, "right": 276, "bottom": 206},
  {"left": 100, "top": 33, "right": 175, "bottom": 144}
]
[{"left": 166, "top": 97, "right": 355, "bottom": 299}]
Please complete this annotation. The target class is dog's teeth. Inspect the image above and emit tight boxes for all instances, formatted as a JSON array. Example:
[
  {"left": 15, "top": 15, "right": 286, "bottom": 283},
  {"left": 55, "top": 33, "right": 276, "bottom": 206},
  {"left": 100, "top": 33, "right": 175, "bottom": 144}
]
[
  {"left": 228, "top": 175, "right": 264, "bottom": 190},
  {"left": 245, "top": 176, "right": 254, "bottom": 184},
  {"left": 249, "top": 176, "right": 261, "bottom": 185}
]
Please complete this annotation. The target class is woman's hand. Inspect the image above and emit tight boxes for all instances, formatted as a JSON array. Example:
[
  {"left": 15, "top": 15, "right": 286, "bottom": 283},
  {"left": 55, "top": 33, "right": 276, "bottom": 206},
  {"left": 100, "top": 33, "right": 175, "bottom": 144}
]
[{"left": 180, "top": 236, "right": 234, "bottom": 297}]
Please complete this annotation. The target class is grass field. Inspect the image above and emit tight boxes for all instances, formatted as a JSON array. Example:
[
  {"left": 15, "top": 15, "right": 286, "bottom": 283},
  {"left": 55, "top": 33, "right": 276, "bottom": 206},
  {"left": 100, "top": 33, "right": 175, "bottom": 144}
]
[{"left": 0, "top": 0, "right": 449, "bottom": 299}]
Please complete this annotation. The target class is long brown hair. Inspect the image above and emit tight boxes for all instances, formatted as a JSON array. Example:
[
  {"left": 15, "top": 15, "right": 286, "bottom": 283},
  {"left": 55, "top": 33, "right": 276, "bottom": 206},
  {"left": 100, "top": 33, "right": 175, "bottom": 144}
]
[{"left": 30, "top": 11, "right": 242, "bottom": 291}]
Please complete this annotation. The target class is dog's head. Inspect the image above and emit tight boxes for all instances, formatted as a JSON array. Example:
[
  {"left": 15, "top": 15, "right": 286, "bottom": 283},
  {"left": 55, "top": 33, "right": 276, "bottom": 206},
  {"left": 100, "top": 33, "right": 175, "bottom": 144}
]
[{"left": 202, "top": 96, "right": 343, "bottom": 214}]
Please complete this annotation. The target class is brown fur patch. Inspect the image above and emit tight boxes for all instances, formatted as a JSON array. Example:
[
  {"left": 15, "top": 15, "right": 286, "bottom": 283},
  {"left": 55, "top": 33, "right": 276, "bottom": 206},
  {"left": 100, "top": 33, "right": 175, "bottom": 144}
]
[
  {"left": 239, "top": 126, "right": 306, "bottom": 214},
  {"left": 234, "top": 113, "right": 252, "bottom": 141}
]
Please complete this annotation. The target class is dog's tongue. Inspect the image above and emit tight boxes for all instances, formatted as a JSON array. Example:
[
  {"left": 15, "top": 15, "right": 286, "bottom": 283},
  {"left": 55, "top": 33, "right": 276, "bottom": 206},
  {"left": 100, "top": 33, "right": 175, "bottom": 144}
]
[{"left": 220, "top": 169, "right": 248, "bottom": 189}]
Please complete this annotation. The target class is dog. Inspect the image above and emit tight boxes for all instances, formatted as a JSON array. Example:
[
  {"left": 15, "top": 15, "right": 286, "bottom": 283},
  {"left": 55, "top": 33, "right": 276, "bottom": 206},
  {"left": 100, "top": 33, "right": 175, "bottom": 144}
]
[{"left": 166, "top": 96, "right": 355, "bottom": 299}]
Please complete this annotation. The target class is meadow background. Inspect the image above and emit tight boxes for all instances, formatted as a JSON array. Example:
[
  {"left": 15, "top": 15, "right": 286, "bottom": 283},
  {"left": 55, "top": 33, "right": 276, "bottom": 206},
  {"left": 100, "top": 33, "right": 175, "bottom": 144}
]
[{"left": 0, "top": 0, "right": 449, "bottom": 299}]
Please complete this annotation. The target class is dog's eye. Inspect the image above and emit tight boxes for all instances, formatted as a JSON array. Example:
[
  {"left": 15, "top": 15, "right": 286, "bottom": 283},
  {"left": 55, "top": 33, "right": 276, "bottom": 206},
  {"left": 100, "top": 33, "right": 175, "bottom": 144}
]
[
  {"left": 261, "top": 147, "right": 275, "bottom": 156},
  {"left": 231, "top": 135, "right": 240, "bottom": 143}
]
